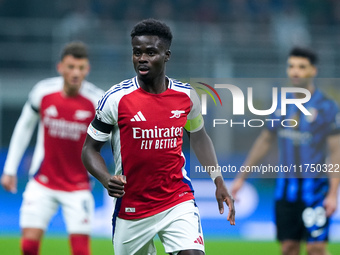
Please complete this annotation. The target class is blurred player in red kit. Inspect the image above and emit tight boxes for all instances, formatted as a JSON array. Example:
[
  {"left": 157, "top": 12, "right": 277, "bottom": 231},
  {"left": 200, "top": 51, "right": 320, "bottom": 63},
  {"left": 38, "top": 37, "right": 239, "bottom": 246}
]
[
  {"left": 1, "top": 41, "right": 104, "bottom": 255},
  {"left": 82, "top": 19, "right": 235, "bottom": 255}
]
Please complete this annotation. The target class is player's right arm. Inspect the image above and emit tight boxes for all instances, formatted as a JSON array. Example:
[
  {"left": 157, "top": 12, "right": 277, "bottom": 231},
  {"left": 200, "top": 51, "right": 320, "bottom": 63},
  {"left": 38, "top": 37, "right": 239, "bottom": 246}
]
[
  {"left": 231, "top": 129, "right": 275, "bottom": 199},
  {"left": 81, "top": 135, "right": 126, "bottom": 198},
  {"left": 1, "top": 103, "right": 39, "bottom": 193},
  {"left": 82, "top": 85, "right": 127, "bottom": 197}
]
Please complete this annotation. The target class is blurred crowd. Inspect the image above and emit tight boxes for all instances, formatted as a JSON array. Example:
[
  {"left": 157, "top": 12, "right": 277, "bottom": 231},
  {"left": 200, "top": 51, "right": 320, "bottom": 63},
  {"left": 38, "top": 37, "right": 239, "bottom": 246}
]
[{"left": 1, "top": 0, "right": 340, "bottom": 26}]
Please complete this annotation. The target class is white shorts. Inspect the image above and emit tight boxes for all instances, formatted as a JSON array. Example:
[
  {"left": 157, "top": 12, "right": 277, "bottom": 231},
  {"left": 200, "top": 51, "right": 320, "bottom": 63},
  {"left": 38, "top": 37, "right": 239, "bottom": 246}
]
[
  {"left": 113, "top": 200, "right": 205, "bottom": 255},
  {"left": 20, "top": 179, "right": 94, "bottom": 234}
]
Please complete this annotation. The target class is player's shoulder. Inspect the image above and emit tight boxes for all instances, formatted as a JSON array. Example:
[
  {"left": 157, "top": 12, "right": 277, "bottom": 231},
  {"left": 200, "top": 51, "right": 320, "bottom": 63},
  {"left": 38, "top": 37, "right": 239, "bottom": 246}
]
[
  {"left": 168, "top": 77, "right": 194, "bottom": 97},
  {"left": 112, "top": 77, "right": 136, "bottom": 90},
  {"left": 33, "top": 76, "right": 63, "bottom": 91},
  {"left": 169, "top": 78, "right": 192, "bottom": 90},
  {"left": 107, "top": 77, "right": 138, "bottom": 95},
  {"left": 30, "top": 77, "right": 63, "bottom": 98},
  {"left": 27, "top": 77, "right": 63, "bottom": 109},
  {"left": 97, "top": 77, "right": 138, "bottom": 110},
  {"left": 315, "top": 89, "right": 339, "bottom": 111},
  {"left": 80, "top": 80, "right": 105, "bottom": 103}
]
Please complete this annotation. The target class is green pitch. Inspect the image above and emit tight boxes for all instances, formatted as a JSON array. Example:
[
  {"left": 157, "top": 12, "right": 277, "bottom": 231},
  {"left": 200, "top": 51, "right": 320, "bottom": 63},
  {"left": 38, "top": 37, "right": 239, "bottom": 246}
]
[{"left": 1, "top": 237, "right": 340, "bottom": 254}]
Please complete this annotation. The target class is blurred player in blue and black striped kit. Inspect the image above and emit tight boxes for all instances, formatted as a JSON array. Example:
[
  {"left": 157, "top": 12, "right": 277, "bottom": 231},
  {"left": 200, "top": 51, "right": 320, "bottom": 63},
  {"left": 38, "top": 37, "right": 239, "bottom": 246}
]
[{"left": 232, "top": 47, "right": 340, "bottom": 255}]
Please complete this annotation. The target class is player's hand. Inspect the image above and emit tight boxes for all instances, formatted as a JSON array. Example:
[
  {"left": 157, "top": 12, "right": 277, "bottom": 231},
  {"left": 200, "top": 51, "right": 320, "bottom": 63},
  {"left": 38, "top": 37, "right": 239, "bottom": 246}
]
[
  {"left": 231, "top": 177, "right": 245, "bottom": 201},
  {"left": 106, "top": 175, "right": 127, "bottom": 198},
  {"left": 1, "top": 174, "right": 17, "bottom": 194},
  {"left": 323, "top": 193, "right": 337, "bottom": 217},
  {"left": 215, "top": 176, "right": 235, "bottom": 225}
]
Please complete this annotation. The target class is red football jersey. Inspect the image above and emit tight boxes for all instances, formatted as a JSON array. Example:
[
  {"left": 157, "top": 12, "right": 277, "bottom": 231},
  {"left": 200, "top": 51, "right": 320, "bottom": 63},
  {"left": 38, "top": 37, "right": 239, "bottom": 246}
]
[
  {"left": 88, "top": 77, "right": 204, "bottom": 219},
  {"left": 30, "top": 77, "right": 103, "bottom": 191}
]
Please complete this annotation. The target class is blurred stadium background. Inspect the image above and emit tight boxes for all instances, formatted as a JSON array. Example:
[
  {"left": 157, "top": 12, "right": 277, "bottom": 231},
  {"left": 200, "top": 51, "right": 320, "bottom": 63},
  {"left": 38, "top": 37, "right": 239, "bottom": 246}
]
[{"left": 1, "top": 0, "right": 340, "bottom": 253}]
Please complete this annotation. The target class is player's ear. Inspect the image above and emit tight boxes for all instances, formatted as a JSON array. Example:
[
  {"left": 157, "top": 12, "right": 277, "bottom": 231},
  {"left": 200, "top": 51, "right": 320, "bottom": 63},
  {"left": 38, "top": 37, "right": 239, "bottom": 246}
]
[
  {"left": 86, "top": 63, "right": 91, "bottom": 75},
  {"left": 165, "top": 50, "right": 171, "bottom": 62},
  {"left": 56, "top": 61, "right": 63, "bottom": 75},
  {"left": 312, "top": 65, "right": 317, "bottom": 77}
]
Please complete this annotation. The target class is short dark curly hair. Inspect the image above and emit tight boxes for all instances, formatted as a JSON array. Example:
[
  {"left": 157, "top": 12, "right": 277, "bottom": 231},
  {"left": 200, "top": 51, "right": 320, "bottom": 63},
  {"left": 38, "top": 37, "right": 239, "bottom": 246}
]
[
  {"left": 60, "top": 41, "right": 89, "bottom": 60},
  {"left": 289, "top": 47, "right": 318, "bottom": 65},
  {"left": 130, "top": 19, "right": 173, "bottom": 49}
]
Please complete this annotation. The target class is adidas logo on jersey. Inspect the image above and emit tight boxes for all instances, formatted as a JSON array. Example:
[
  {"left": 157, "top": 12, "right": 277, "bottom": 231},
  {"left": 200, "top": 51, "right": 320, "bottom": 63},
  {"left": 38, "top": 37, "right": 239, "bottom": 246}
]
[
  {"left": 45, "top": 105, "right": 58, "bottom": 117},
  {"left": 194, "top": 236, "right": 204, "bottom": 245},
  {"left": 130, "top": 111, "right": 146, "bottom": 122},
  {"left": 125, "top": 207, "right": 136, "bottom": 213}
]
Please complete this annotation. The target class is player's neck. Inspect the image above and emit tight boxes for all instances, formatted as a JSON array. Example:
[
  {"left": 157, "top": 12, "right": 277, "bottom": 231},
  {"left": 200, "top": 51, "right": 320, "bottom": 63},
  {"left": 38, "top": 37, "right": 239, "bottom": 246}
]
[
  {"left": 62, "top": 86, "right": 80, "bottom": 97},
  {"left": 294, "top": 83, "right": 315, "bottom": 98},
  {"left": 307, "top": 83, "right": 315, "bottom": 95},
  {"left": 138, "top": 75, "right": 168, "bottom": 94}
]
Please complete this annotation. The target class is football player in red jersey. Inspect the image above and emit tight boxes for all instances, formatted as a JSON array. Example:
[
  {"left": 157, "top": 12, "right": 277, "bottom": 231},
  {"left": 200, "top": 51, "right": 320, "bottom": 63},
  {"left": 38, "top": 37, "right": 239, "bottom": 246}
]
[
  {"left": 82, "top": 19, "right": 235, "bottom": 255},
  {"left": 1, "top": 42, "right": 104, "bottom": 255}
]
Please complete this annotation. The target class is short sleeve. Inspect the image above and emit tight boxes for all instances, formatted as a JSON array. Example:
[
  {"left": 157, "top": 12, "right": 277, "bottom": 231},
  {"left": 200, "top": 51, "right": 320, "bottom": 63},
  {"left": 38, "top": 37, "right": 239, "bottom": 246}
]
[
  {"left": 87, "top": 90, "right": 116, "bottom": 141},
  {"left": 184, "top": 88, "right": 204, "bottom": 133}
]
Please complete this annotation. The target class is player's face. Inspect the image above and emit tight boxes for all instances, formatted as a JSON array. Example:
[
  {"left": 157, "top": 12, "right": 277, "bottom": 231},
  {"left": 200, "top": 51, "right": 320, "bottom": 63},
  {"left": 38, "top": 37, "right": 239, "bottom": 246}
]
[
  {"left": 286, "top": 56, "right": 317, "bottom": 87},
  {"left": 57, "top": 55, "right": 90, "bottom": 96},
  {"left": 132, "top": 35, "right": 170, "bottom": 81}
]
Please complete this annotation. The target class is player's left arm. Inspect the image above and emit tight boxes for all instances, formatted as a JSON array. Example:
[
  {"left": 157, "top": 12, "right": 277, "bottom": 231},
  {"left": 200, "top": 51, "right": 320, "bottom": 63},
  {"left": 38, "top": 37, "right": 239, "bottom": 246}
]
[
  {"left": 324, "top": 133, "right": 340, "bottom": 216},
  {"left": 188, "top": 127, "right": 235, "bottom": 225}
]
